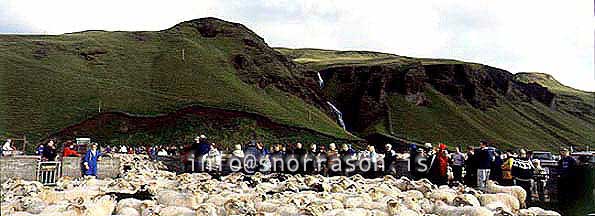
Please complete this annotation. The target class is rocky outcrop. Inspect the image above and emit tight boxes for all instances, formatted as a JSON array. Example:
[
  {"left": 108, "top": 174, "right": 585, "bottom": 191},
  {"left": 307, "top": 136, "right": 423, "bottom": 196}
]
[
  {"left": 319, "top": 62, "right": 426, "bottom": 131},
  {"left": 423, "top": 63, "right": 556, "bottom": 109}
]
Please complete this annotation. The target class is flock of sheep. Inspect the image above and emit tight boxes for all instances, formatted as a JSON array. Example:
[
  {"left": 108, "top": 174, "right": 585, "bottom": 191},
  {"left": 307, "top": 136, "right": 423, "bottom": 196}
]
[{"left": 1, "top": 154, "right": 561, "bottom": 216}]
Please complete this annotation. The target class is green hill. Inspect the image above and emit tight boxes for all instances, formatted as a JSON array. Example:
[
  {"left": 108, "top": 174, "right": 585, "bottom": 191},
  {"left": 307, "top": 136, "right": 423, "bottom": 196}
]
[
  {"left": 0, "top": 18, "right": 355, "bottom": 150},
  {"left": 277, "top": 48, "right": 594, "bottom": 150},
  {"left": 1, "top": 18, "right": 592, "bottom": 151}
]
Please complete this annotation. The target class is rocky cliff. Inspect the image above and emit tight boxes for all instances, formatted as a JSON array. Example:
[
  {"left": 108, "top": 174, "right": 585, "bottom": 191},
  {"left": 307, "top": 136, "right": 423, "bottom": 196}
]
[{"left": 278, "top": 48, "right": 593, "bottom": 150}]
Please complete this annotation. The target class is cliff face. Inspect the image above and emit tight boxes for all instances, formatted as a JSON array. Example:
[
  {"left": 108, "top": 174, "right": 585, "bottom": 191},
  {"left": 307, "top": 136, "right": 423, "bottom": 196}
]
[
  {"left": 319, "top": 62, "right": 426, "bottom": 132},
  {"left": 279, "top": 48, "right": 593, "bottom": 150},
  {"left": 423, "top": 63, "right": 556, "bottom": 108}
]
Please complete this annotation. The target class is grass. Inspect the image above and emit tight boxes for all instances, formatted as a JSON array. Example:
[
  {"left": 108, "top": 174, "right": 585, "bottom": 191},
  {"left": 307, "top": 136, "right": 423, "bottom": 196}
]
[{"left": 0, "top": 18, "right": 354, "bottom": 147}]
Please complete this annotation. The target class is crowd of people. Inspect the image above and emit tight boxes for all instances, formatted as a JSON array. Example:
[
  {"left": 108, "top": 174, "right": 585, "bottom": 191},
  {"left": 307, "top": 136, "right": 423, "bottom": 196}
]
[{"left": 1, "top": 135, "right": 584, "bottom": 205}]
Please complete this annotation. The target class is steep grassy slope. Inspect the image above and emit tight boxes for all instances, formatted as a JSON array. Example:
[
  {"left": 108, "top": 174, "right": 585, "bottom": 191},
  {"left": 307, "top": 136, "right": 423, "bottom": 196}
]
[
  {"left": 0, "top": 18, "right": 354, "bottom": 148},
  {"left": 514, "top": 72, "right": 594, "bottom": 123},
  {"left": 277, "top": 48, "right": 594, "bottom": 150}
]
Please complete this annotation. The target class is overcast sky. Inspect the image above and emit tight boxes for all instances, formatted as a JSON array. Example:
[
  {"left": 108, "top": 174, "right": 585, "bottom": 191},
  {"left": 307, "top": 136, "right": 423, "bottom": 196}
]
[{"left": 1, "top": 0, "right": 593, "bottom": 91}]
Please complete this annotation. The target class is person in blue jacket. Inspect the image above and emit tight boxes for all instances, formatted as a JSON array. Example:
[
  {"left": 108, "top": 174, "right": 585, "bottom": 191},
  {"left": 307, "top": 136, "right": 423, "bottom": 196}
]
[{"left": 83, "top": 143, "right": 102, "bottom": 176}]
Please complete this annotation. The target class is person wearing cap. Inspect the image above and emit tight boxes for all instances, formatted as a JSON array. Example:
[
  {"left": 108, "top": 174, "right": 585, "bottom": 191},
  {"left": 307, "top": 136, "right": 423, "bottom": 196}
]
[
  {"left": 557, "top": 147, "right": 577, "bottom": 206},
  {"left": 511, "top": 148, "right": 534, "bottom": 205},
  {"left": 83, "top": 143, "right": 102, "bottom": 176},
  {"left": 409, "top": 144, "right": 418, "bottom": 178},
  {"left": 476, "top": 140, "right": 493, "bottom": 189},
  {"left": 558, "top": 147, "right": 576, "bottom": 174},
  {"left": 383, "top": 143, "right": 397, "bottom": 175}
]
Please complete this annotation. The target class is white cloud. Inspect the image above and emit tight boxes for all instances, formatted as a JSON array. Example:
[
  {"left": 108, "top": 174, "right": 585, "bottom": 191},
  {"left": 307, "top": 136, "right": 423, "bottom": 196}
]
[{"left": 1, "top": 0, "right": 593, "bottom": 90}]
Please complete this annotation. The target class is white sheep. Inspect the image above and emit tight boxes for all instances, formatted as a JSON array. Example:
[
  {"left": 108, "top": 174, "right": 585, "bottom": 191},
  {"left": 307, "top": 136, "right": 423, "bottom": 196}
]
[
  {"left": 83, "top": 195, "right": 117, "bottom": 216},
  {"left": 478, "top": 193, "right": 520, "bottom": 212},
  {"left": 431, "top": 201, "right": 493, "bottom": 216},
  {"left": 519, "top": 207, "right": 561, "bottom": 216},
  {"left": 486, "top": 180, "right": 526, "bottom": 208},
  {"left": 157, "top": 206, "right": 195, "bottom": 216},
  {"left": 453, "top": 194, "right": 481, "bottom": 207},
  {"left": 156, "top": 190, "right": 202, "bottom": 209},
  {"left": 116, "top": 207, "right": 140, "bottom": 216}
]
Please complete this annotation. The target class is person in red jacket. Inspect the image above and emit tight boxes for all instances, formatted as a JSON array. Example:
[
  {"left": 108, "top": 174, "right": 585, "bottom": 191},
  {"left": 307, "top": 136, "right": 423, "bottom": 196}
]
[{"left": 63, "top": 141, "right": 81, "bottom": 157}]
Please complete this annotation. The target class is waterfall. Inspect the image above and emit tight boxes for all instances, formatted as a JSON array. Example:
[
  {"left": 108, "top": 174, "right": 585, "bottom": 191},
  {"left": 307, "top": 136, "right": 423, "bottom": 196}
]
[
  {"left": 317, "top": 72, "right": 324, "bottom": 88},
  {"left": 327, "top": 101, "right": 346, "bottom": 130}
]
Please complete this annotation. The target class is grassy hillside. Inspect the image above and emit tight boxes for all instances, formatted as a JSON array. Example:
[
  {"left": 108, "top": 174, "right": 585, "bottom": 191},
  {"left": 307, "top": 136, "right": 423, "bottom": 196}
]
[
  {"left": 0, "top": 18, "right": 354, "bottom": 147},
  {"left": 1, "top": 18, "right": 591, "bottom": 151},
  {"left": 514, "top": 72, "right": 594, "bottom": 123},
  {"left": 277, "top": 48, "right": 594, "bottom": 150}
]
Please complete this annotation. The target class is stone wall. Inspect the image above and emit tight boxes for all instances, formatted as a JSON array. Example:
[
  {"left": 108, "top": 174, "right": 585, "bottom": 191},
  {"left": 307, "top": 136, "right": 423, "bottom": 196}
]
[
  {"left": 62, "top": 157, "right": 82, "bottom": 178},
  {"left": 97, "top": 157, "right": 121, "bottom": 179},
  {"left": 0, "top": 156, "right": 121, "bottom": 183},
  {"left": 0, "top": 156, "right": 40, "bottom": 182}
]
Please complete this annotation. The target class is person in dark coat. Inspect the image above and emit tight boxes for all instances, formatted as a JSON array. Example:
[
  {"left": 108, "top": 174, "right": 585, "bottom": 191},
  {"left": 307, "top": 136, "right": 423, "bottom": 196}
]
[
  {"left": 384, "top": 143, "right": 397, "bottom": 175},
  {"left": 270, "top": 144, "right": 285, "bottom": 173},
  {"left": 490, "top": 151, "right": 503, "bottom": 183},
  {"left": 195, "top": 135, "right": 210, "bottom": 156},
  {"left": 294, "top": 142, "right": 307, "bottom": 174},
  {"left": 557, "top": 147, "right": 577, "bottom": 207},
  {"left": 42, "top": 140, "right": 58, "bottom": 161},
  {"left": 409, "top": 144, "right": 419, "bottom": 179},
  {"left": 464, "top": 146, "right": 478, "bottom": 187},
  {"left": 476, "top": 141, "right": 493, "bottom": 189},
  {"left": 83, "top": 143, "right": 102, "bottom": 176},
  {"left": 326, "top": 143, "right": 340, "bottom": 176},
  {"left": 243, "top": 140, "right": 260, "bottom": 174}
]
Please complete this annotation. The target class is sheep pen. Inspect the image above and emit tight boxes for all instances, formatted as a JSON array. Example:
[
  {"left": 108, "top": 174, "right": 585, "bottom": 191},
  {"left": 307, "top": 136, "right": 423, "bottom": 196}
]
[{"left": 1, "top": 154, "right": 561, "bottom": 216}]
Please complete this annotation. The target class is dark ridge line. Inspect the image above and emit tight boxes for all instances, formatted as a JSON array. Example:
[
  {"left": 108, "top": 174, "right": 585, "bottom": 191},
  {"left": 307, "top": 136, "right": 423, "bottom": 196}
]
[{"left": 42, "top": 104, "right": 360, "bottom": 145}]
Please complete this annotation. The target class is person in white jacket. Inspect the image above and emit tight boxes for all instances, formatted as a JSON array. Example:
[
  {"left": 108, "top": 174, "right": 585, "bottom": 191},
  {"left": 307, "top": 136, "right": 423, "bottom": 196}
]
[{"left": 3, "top": 139, "right": 14, "bottom": 151}]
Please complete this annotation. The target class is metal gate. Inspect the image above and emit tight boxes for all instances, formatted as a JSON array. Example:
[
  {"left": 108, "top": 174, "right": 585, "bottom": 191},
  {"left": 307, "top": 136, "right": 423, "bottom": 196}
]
[{"left": 36, "top": 161, "right": 61, "bottom": 185}]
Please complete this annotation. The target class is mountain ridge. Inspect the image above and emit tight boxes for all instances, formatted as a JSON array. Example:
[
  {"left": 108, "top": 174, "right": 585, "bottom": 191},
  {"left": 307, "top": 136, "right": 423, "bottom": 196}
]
[{"left": 1, "top": 18, "right": 592, "bottom": 151}]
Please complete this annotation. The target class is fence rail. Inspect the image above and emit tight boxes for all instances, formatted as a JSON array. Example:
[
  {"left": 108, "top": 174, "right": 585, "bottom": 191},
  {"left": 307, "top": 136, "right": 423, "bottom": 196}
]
[{"left": 36, "top": 161, "right": 61, "bottom": 186}]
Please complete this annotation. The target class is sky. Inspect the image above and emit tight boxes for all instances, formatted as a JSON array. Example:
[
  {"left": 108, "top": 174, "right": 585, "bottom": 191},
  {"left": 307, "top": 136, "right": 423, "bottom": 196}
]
[{"left": 1, "top": 0, "right": 593, "bottom": 91}]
